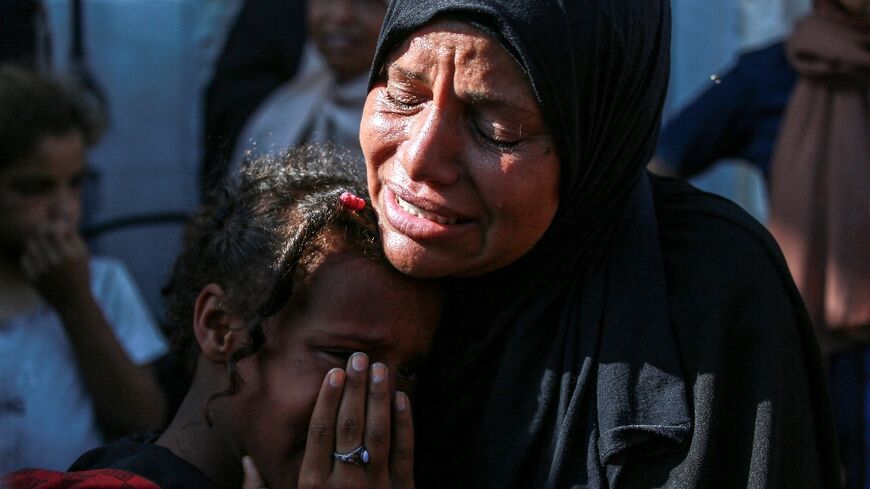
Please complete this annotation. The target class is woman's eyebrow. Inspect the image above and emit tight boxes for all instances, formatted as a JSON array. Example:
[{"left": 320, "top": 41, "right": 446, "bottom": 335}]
[
  {"left": 465, "top": 90, "right": 537, "bottom": 116},
  {"left": 389, "top": 65, "right": 429, "bottom": 84}
]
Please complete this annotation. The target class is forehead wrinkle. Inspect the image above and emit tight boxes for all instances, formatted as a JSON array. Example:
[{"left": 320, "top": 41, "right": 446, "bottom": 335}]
[{"left": 448, "top": 32, "right": 539, "bottom": 117}]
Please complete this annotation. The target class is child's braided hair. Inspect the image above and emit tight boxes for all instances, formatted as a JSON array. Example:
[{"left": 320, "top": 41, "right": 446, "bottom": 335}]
[{"left": 162, "top": 144, "right": 381, "bottom": 400}]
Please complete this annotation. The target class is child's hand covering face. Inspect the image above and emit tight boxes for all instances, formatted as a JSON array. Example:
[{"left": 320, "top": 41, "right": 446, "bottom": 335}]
[{"left": 226, "top": 251, "right": 440, "bottom": 489}]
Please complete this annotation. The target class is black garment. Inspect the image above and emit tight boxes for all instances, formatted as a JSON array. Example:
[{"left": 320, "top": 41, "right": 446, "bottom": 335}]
[
  {"left": 201, "top": 0, "right": 307, "bottom": 198},
  {"left": 828, "top": 347, "right": 868, "bottom": 489},
  {"left": 369, "top": 1, "right": 840, "bottom": 488},
  {"left": 68, "top": 434, "right": 217, "bottom": 489}
]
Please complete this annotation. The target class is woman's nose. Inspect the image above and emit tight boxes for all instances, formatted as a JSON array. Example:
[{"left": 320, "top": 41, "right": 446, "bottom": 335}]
[{"left": 398, "top": 104, "right": 462, "bottom": 186}]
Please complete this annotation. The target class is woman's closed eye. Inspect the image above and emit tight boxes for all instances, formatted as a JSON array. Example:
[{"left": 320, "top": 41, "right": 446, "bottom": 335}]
[
  {"left": 471, "top": 118, "right": 522, "bottom": 152},
  {"left": 382, "top": 87, "right": 426, "bottom": 113}
]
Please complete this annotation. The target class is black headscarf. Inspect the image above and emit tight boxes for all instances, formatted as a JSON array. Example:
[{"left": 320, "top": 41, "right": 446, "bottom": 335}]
[{"left": 368, "top": 1, "right": 838, "bottom": 488}]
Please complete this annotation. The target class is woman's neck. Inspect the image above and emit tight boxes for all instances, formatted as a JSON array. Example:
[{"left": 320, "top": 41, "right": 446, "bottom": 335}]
[{"left": 156, "top": 364, "right": 242, "bottom": 489}]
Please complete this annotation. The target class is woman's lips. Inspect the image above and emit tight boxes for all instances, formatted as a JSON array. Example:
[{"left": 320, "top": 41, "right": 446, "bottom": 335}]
[{"left": 382, "top": 187, "right": 472, "bottom": 240}]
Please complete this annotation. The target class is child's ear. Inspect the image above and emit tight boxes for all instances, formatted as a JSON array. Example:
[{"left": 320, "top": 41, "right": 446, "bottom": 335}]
[{"left": 193, "top": 283, "right": 247, "bottom": 363}]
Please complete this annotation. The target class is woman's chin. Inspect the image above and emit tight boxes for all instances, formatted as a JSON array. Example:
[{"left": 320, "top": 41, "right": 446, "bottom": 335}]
[
  {"left": 382, "top": 232, "right": 461, "bottom": 278},
  {"left": 381, "top": 230, "right": 509, "bottom": 278}
]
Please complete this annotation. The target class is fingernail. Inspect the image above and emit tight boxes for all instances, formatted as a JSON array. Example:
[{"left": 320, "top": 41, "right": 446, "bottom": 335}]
[
  {"left": 371, "top": 363, "right": 386, "bottom": 383},
  {"left": 329, "top": 368, "right": 344, "bottom": 387},
  {"left": 395, "top": 391, "right": 408, "bottom": 411},
  {"left": 351, "top": 352, "right": 367, "bottom": 372}
]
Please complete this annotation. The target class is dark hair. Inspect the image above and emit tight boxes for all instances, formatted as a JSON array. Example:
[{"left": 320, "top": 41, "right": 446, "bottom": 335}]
[
  {"left": 162, "top": 144, "right": 382, "bottom": 399},
  {"left": 0, "top": 64, "right": 98, "bottom": 169}
]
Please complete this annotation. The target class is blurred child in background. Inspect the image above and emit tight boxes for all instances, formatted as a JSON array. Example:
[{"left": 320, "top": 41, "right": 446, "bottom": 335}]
[{"left": 0, "top": 64, "right": 168, "bottom": 474}]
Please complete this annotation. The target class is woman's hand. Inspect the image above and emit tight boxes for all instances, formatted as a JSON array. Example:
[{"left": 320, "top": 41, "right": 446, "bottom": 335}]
[{"left": 242, "top": 352, "right": 415, "bottom": 488}]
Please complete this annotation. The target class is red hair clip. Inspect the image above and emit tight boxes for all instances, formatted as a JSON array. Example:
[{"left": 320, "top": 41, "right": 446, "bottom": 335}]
[{"left": 339, "top": 191, "right": 366, "bottom": 212}]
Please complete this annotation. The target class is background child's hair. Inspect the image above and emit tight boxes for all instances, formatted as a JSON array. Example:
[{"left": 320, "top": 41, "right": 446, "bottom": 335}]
[
  {"left": 162, "top": 144, "right": 381, "bottom": 392},
  {"left": 0, "top": 64, "right": 99, "bottom": 169}
]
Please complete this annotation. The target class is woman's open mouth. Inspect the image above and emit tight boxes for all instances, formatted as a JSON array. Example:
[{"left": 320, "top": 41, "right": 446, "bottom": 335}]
[
  {"left": 396, "top": 196, "right": 457, "bottom": 225},
  {"left": 381, "top": 187, "right": 474, "bottom": 241}
]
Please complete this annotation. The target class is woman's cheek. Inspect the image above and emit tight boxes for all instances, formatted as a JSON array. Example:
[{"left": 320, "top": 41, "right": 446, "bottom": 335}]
[
  {"left": 371, "top": 110, "right": 409, "bottom": 149},
  {"left": 364, "top": 114, "right": 409, "bottom": 181}
]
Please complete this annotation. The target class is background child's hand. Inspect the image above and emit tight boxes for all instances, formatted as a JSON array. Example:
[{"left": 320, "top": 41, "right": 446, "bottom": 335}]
[{"left": 20, "top": 222, "right": 92, "bottom": 311}]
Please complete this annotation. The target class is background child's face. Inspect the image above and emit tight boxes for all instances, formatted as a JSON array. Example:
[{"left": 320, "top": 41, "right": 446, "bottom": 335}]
[
  {"left": 227, "top": 252, "right": 440, "bottom": 489},
  {"left": 0, "top": 131, "right": 86, "bottom": 256},
  {"left": 839, "top": 0, "right": 870, "bottom": 22},
  {"left": 307, "top": 0, "right": 387, "bottom": 81}
]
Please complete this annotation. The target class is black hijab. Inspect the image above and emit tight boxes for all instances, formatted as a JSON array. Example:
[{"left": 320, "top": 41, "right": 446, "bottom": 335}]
[{"left": 369, "top": 1, "right": 837, "bottom": 488}]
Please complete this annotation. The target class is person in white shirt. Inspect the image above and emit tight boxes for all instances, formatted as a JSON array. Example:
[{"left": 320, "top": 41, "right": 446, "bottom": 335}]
[{"left": 0, "top": 64, "right": 168, "bottom": 474}]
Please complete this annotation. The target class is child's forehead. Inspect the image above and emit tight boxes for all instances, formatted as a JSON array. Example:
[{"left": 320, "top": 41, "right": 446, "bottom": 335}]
[
  {"left": 313, "top": 251, "right": 439, "bottom": 298},
  {"left": 272, "top": 250, "right": 440, "bottom": 341}
]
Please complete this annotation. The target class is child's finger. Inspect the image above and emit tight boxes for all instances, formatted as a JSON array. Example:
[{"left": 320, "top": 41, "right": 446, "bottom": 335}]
[
  {"left": 66, "top": 231, "right": 88, "bottom": 258},
  {"left": 299, "top": 368, "right": 344, "bottom": 486},
  {"left": 55, "top": 228, "right": 80, "bottom": 256},
  {"left": 334, "top": 352, "right": 369, "bottom": 457},
  {"left": 241, "top": 456, "right": 269, "bottom": 489},
  {"left": 20, "top": 252, "right": 37, "bottom": 280},
  {"left": 32, "top": 230, "right": 60, "bottom": 268},
  {"left": 390, "top": 391, "right": 415, "bottom": 488},
  {"left": 363, "top": 362, "right": 391, "bottom": 477},
  {"left": 22, "top": 238, "right": 49, "bottom": 277}
]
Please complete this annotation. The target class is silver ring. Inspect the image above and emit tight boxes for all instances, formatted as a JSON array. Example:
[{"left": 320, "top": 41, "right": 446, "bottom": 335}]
[{"left": 333, "top": 445, "right": 370, "bottom": 465}]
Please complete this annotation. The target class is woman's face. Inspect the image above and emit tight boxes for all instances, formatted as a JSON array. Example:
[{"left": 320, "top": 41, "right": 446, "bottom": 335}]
[
  {"left": 228, "top": 252, "right": 440, "bottom": 489},
  {"left": 361, "top": 21, "right": 560, "bottom": 278}
]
